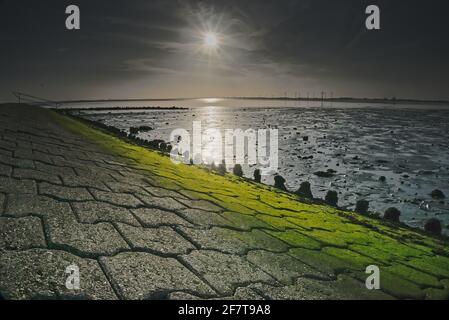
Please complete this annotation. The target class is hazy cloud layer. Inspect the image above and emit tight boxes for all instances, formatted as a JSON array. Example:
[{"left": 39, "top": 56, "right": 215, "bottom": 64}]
[{"left": 1, "top": 0, "right": 448, "bottom": 101}]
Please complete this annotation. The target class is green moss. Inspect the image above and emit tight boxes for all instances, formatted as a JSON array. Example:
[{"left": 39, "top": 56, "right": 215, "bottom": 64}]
[
  {"left": 386, "top": 264, "right": 442, "bottom": 288},
  {"left": 266, "top": 230, "right": 322, "bottom": 250}
]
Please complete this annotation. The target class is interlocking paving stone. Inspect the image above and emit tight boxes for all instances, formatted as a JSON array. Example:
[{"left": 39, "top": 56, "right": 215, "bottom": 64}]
[
  {"left": 248, "top": 275, "right": 395, "bottom": 300},
  {"left": 0, "top": 163, "right": 12, "bottom": 177},
  {"left": 176, "top": 198, "right": 223, "bottom": 212},
  {"left": 0, "top": 249, "right": 117, "bottom": 299},
  {"left": 143, "top": 186, "right": 186, "bottom": 199},
  {"left": 60, "top": 174, "right": 109, "bottom": 191},
  {"left": 45, "top": 210, "right": 130, "bottom": 257},
  {"left": 90, "top": 189, "right": 143, "bottom": 208},
  {"left": 220, "top": 211, "right": 276, "bottom": 231},
  {"left": 0, "top": 154, "right": 34, "bottom": 169},
  {"left": 35, "top": 162, "right": 76, "bottom": 176},
  {"left": 39, "top": 182, "right": 93, "bottom": 201},
  {"left": 5, "top": 193, "right": 71, "bottom": 218},
  {"left": 99, "top": 252, "right": 215, "bottom": 299},
  {"left": 179, "top": 227, "right": 288, "bottom": 255},
  {"left": 0, "top": 148, "right": 11, "bottom": 156},
  {"left": 115, "top": 223, "right": 195, "bottom": 255},
  {"left": 0, "top": 176, "right": 37, "bottom": 194},
  {"left": 72, "top": 201, "right": 141, "bottom": 226},
  {"left": 0, "top": 216, "right": 46, "bottom": 250},
  {"left": 136, "top": 194, "right": 187, "bottom": 211},
  {"left": 177, "top": 208, "right": 232, "bottom": 228},
  {"left": 13, "top": 168, "right": 61, "bottom": 184},
  {"left": 0, "top": 193, "right": 5, "bottom": 214},
  {"left": 180, "top": 250, "right": 277, "bottom": 296},
  {"left": 104, "top": 181, "right": 149, "bottom": 195},
  {"left": 131, "top": 207, "right": 193, "bottom": 228},
  {"left": 246, "top": 250, "right": 329, "bottom": 284}
]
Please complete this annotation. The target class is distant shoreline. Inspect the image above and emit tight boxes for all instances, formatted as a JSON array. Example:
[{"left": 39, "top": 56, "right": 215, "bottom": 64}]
[{"left": 55, "top": 96, "right": 449, "bottom": 106}]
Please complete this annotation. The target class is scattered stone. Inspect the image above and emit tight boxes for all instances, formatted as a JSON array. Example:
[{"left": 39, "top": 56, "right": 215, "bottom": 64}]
[
  {"left": 129, "top": 126, "right": 153, "bottom": 135},
  {"left": 355, "top": 200, "right": 369, "bottom": 215},
  {"left": 302, "top": 136, "right": 309, "bottom": 142},
  {"left": 274, "top": 174, "right": 287, "bottom": 191},
  {"left": 314, "top": 171, "right": 334, "bottom": 178},
  {"left": 384, "top": 207, "right": 401, "bottom": 223},
  {"left": 217, "top": 160, "right": 227, "bottom": 175},
  {"left": 233, "top": 164, "right": 243, "bottom": 177},
  {"left": 430, "top": 189, "right": 445, "bottom": 199},
  {"left": 424, "top": 218, "right": 442, "bottom": 236},
  {"left": 325, "top": 191, "right": 338, "bottom": 206},
  {"left": 253, "top": 169, "right": 261, "bottom": 183},
  {"left": 295, "top": 182, "right": 313, "bottom": 199}
]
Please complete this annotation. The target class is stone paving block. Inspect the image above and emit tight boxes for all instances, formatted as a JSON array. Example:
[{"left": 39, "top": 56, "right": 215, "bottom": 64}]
[
  {"left": 5, "top": 193, "right": 71, "bottom": 218},
  {"left": 0, "top": 249, "right": 117, "bottom": 300},
  {"left": 72, "top": 201, "right": 141, "bottom": 226},
  {"left": 39, "top": 182, "right": 93, "bottom": 201},
  {"left": 45, "top": 210, "right": 130, "bottom": 257},
  {"left": 116, "top": 223, "right": 195, "bottom": 255},
  {"left": 131, "top": 207, "right": 193, "bottom": 227},
  {"left": 99, "top": 252, "right": 215, "bottom": 299},
  {"left": 14, "top": 149, "right": 53, "bottom": 164},
  {"left": 0, "top": 216, "right": 46, "bottom": 250},
  {"left": 136, "top": 194, "right": 187, "bottom": 211},
  {"left": 104, "top": 181, "right": 149, "bottom": 195},
  {"left": 90, "top": 189, "right": 143, "bottom": 208},
  {"left": 75, "top": 167, "right": 116, "bottom": 179},
  {"left": 220, "top": 211, "right": 276, "bottom": 231},
  {"left": 0, "top": 139, "right": 16, "bottom": 151},
  {"left": 13, "top": 168, "right": 61, "bottom": 184},
  {"left": 0, "top": 163, "right": 11, "bottom": 177},
  {"left": 0, "top": 193, "right": 5, "bottom": 214},
  {"left": 143, "top": 186, "right": 186, "bottom": 199},
  {"left": 0, "top": 148, "right": 11, "bottom": 157},
  {"left": 246, "top": 250, "right": 329, "bottom": 285},
  {"left": 179, "top": 227, "right": 288, "bottom": 255},
  {"left": 249, "top": 274, "right": 394, "bottom": 300},
  {"left": 176, "top": 198, "right": 223, "bottom": 213},
  {"left": 0, "top": 154, "right": 34, "bottom": 169},
  {"left": 0, "top": 176, "right": 37, "bottom": 194},
  {"left": 35, "top": 161, "right": 76, "bottom": 176},
  {"left": 168, "top": 292, "right": 203, "bottom": 300},
  {"left": 60, "top": 174, "right": 109, "bottom": 191},
  {"left": 177, "top": 208, "right": 231, "bottom": 228},
  {"left": 181, "top": 250, "right": 277, "bottom": 296}
]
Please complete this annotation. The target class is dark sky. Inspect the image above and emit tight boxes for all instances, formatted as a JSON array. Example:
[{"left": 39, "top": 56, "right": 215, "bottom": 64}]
[{"left": 1, "top": 0, "right": 449, "bottom": 101}]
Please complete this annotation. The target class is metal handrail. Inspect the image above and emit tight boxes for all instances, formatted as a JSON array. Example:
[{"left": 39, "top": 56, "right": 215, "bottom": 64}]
[{"left": 12, "top": 91, "right": 61, "bottom": 108}]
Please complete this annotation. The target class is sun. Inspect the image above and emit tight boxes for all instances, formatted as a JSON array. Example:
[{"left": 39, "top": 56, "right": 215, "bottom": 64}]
[{"left": 203, "top": 32, "right": 219, "bottom": 49}]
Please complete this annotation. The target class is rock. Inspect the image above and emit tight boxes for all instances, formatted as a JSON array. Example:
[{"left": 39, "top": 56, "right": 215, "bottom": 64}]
[
  {"left": 424, "top": 218, "right": 442, "bottom": 236},
  {"left": 253, "top": 169, "right": 261, "bottom": 183},
  {"left": 430, "top": 189, "right": 445, "bottom": 199},
  {"left": 379, "top": 176, "right": 386, "bottom": 182},
  {"left": 217, "top": 160, "right": 227, "bottom": 175},
  {"left": 274, "top": 174, "right": 287, "bottom": 191},
  {"left": 384, "top": 207, "right": 401, "bottom": 223},
  {"left": 355, "top": 200, "right": 369, "bottom": 215},
  {"left": 233, "top": 164, "right": 243, "bottom": 177},
  {"left": 302, "top": 136, "right": 309, "bottom": 142},
  {"left": 325, "top": 191, "right": 338, "bottom": 206},
  {"left": 295, "top": 182, "right": 313, "bottom": 199},
  {"left": 314, "top": 171, "right": 334, "bottom": 178}
]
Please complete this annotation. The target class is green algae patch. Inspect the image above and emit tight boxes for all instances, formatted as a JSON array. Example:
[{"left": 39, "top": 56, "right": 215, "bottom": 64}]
[{"left": 51, "top": 110, "right": 449, "bottom": 300}]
